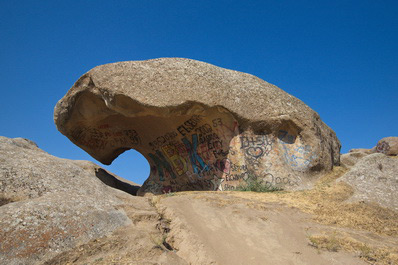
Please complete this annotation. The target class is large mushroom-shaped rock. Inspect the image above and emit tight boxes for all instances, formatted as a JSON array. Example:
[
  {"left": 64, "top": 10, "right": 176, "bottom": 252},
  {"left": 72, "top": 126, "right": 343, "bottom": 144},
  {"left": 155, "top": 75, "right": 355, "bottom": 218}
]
[{"left": 54, "top": 58, "right": 341, "bottom": 195}]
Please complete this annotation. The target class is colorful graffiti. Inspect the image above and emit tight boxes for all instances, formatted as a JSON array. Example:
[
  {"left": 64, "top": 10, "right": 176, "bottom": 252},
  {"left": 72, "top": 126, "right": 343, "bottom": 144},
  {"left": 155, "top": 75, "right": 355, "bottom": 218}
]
[
  {"left": 148, "top": 150, "right": 177, "bottom": 181},
  {"left": 182, "top": 134, "right": 211, "bottom": 175},
  {"left": 140, "top": 113, "right": 318, "bottom": 194}
]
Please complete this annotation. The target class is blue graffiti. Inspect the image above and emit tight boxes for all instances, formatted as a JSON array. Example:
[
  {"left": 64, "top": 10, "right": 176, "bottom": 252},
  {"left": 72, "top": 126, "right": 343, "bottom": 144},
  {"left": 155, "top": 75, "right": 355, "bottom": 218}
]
[
  {"left": 182, "top": 134, "right": 210, "bottom": 176},
  {"left": 278, "top": 130, "right": 317, "bottom": 171}
]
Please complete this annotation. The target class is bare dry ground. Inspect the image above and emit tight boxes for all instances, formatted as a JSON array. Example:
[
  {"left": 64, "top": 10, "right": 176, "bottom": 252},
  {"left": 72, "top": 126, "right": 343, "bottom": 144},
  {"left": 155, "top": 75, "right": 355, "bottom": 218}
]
[{"left": 46, "top": 167, "right": 398, "bottom": 264}]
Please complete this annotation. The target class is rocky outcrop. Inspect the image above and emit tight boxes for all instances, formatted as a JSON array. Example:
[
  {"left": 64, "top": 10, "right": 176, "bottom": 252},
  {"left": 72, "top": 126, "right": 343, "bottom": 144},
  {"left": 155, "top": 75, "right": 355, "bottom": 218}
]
[
  {"left": 54, "top": 58, "right": 341, "bottom": 195},
  {"left": 0, "top": 136, "right": 140, "bottom": 265},
  {"left": 348, "top": 148, "right": 375, "bottom": 155},
  {"left": 339, "top": 153, "right": 398, "bottom": 211},
  {"left": 340, "top": 152, "right": 369, "bottom": 168},
  {"left": 343, "top": 137, "right": 398, "bottom": 169},
  {"left": 376, "top": 137, "right": 398, "bottom": 156}
]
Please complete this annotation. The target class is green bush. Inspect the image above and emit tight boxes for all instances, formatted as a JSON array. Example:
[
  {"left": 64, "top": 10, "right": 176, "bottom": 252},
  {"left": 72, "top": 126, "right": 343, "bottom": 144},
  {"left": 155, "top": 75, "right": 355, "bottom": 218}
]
[{"left": 236, "top": 178, "right": 282, "bottom": 192}]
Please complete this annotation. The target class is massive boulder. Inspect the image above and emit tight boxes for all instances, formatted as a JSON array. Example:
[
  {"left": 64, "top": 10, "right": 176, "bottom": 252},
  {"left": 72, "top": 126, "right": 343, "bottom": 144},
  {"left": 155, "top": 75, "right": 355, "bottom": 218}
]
[
  {"left": 54, "top": 58, "right": 341, "bottom": 195},
  {"left": 0, "top": 136, "right": 139, "bottom": 264}
]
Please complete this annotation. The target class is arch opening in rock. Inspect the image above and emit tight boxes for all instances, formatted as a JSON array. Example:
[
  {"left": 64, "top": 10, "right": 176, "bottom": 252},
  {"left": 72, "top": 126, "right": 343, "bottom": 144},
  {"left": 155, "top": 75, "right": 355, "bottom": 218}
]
[{"left": 103, "top": 148, "right": 150, "bottom": 186}]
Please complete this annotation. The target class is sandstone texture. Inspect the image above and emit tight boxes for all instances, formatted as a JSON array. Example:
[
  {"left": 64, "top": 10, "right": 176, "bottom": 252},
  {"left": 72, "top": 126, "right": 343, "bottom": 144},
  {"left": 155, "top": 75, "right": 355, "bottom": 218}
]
[
  {"left": 339, "top": 153, "right": 398, "bottom": 211},
  {"left": 54, "top": 58, "right": 341, "bottom": 195},
  {"left": 375, "top": 137, "right": 398, "bottom": 156},
  {"left": 0, "top": 136, "right": 141, "bottom": 264}
]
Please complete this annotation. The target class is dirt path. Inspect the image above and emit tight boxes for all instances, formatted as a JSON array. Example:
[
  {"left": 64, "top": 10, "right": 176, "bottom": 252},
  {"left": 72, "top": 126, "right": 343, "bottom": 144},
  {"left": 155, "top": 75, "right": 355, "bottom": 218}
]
[
  {"left": 44, "top": 189, "right": 397, "bottom": 264},
  {"left": 159, "top": 192, "right": 367, "bottom": 265}
]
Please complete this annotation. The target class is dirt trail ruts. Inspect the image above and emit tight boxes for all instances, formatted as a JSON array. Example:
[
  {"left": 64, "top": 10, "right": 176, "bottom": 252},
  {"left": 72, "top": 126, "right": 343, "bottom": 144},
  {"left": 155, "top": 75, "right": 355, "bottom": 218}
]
[
  {"left": 45, "top": 189, "right": 395, "bottom": 264},
  {"left": 158, "top": 192, "right": 367, "bottom": 265},
  {"left": 43, "top": 192, "right": 188, "bottom": 265}
]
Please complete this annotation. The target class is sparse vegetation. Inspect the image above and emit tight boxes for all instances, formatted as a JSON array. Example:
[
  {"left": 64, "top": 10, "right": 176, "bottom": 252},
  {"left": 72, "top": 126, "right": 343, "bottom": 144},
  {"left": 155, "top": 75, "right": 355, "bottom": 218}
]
[
  {"left": 232, "top": 167, "right": 398, "bottom": 237},
  {"left": 232, "top": 167, "right": 398, "bottom": 264},
  {"left": 148, "top": 195, "right": 174, "bottom": 252},
  {"left": 150, "top": 233, "right": 169, "bottom": 250},
  {"left": 236, "top": 178, "right": 282, "bottom": 193},
  {"left": 308, "top": 234, "right": 340, "bottom": 252},
  {"left": 308, "top": 233, "right": 398, "bottom": 265}
]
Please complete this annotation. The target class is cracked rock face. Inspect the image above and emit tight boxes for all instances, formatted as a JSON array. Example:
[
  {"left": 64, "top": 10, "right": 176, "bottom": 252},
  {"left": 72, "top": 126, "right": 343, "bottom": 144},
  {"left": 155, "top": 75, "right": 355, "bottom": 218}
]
[{"left": 54, "top": 58, "right": 341, "bottom": 195}]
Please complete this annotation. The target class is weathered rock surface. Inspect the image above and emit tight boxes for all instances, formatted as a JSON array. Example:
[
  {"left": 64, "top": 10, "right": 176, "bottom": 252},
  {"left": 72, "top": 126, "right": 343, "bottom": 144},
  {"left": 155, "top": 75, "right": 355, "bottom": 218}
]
[
  {"left": 376, "top": 137, "right": 398, "bottom": 156},
  {"left": 1, "top": 136, "right": 394, "bottom": 264},
  {"left": 54, "top": 58, "right": 341, "bottom": 195},
  {"left": 340, "top": 152, "right": 369, "bottom": 168},
  {"left": 349, "top": 148, "right": 375, "bottom": 154},
  {"left": 339, "top": 153, "right": 398, "bottom": 211},
  {"left": 0, "top": 136, "right": 145, "bottom": 264}
]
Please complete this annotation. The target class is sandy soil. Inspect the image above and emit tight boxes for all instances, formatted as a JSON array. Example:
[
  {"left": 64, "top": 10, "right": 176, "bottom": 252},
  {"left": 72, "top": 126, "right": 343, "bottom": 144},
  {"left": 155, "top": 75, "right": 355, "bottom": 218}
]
[
  {"left": 158, "top": 192, "right": 367, "bottom": 265},
  {"left": 45, "top": 167, "right": 398, "bottom": 264}
]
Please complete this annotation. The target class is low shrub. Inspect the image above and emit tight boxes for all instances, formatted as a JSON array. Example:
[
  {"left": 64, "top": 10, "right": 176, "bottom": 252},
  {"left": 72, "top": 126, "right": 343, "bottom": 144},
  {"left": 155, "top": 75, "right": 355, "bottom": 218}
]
[{"left": 236, "top": 178, "right": 282, "bottom": 192}]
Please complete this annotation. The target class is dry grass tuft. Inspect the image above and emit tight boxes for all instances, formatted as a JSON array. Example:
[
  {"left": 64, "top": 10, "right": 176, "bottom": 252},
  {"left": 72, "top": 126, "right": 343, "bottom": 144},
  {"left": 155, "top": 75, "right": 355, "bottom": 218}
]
[
  {"left": 231, "top": 166, "right": 398, "bottom": 237},
  {"left": 308, "top": 232, "right": 398, "bottom": 265},
  {"left": 308, "top": 233, "right": 341, "bottom": 252}
]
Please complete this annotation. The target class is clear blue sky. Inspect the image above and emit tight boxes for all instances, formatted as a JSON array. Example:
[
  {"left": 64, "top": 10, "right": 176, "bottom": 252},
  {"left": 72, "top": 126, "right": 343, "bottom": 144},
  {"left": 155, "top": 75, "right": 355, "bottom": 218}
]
[{"left": 1, "top": 1, "right": 397, "bottom": 184}]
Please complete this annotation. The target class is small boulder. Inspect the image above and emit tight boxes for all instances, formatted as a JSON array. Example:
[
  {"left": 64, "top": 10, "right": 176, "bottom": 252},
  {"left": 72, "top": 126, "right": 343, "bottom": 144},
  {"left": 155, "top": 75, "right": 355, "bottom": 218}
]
[{"left": 375, "top": 137, "right": 398, "bottom": 156}]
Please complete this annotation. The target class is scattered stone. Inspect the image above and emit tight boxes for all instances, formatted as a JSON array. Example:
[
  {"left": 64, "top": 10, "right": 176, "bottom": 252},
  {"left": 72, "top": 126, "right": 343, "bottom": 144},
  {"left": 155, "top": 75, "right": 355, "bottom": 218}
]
[{"left": 54, "top": 58, "right": 341, "bottom": 195}]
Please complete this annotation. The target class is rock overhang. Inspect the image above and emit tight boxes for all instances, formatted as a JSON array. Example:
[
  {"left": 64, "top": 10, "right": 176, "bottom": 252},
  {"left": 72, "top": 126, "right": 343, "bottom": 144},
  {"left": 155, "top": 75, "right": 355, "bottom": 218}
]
[{"left": 54, "top": 58, "right": 341, "bottom": 195}]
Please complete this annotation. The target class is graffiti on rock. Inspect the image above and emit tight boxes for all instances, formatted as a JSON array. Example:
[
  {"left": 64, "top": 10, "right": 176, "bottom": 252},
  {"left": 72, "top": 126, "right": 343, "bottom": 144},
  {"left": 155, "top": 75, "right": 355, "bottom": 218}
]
[
  {"left": 240, "top": 135, "right": 272, "bottom": 160},
  {"left": 161, "top": 144, "right": 188, "bottom": 176},
  {"left": 258, "top": 172, "right": 301, "bottom": 187},
  {"left": 149, "top": 131, "right": 178, "bottom": 150},
  {"left": 148, "top": 150, "right": 177, "bottom": 181},
  {"left": 211, "top": 175, "right": 225, "bottom": 191},
  {"left": 182, "top": 134, "right": 211, "bottom": 175},
  {"left": 140, "top": 113, "right": 318, "bottom": 194},
  {"left": 72, "top": 125, "right": 141, "bottom": 150},
  {"left": 177, "top": 115, "right": 203, "bottom": 136},
  {"left": 376, "top": 141, "right": 390, "bottom": 154},
  {"left": 278, "top": 130, "right": 317, "bottom": 171}
]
